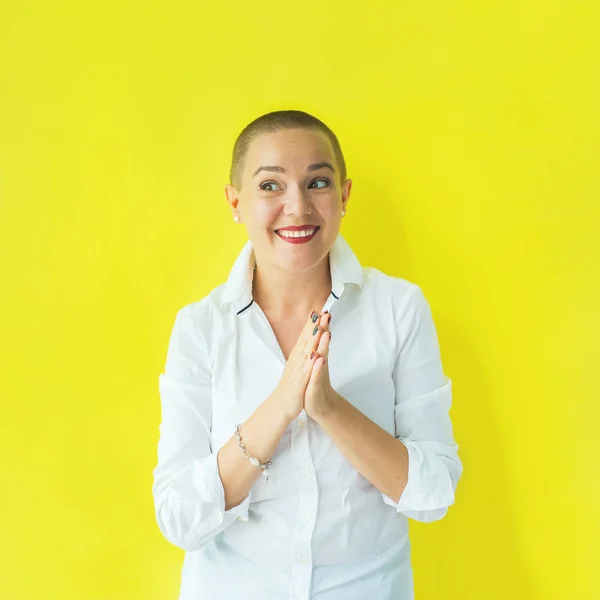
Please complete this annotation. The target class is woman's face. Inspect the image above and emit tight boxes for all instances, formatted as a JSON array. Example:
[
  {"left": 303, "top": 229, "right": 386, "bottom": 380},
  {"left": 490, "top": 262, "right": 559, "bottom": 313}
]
[{"left": 225, "top": 127, "right": 352, "bottom": 275}]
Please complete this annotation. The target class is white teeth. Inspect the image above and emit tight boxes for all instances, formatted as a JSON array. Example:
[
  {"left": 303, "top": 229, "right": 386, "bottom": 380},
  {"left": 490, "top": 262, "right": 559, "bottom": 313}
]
[{"left": 277, "top": 228, "right": 317, "bottom": 239}]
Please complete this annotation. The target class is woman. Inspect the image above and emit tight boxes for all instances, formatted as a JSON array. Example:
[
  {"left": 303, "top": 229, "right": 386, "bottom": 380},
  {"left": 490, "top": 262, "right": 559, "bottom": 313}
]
[{"left": 152, "top": 110, "right": 462, "bottom": 600}]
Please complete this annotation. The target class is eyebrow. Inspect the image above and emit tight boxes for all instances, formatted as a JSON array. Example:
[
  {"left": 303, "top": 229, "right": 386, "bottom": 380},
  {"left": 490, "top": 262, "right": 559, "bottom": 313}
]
[{"left": 252, "top": 162, "right": 335, "bottom": 177}]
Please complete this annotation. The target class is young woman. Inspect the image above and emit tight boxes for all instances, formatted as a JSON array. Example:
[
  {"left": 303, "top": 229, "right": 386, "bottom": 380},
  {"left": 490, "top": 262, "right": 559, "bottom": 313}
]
[{"left": 152, "top": 110, "right": 462, "bottom": 600}]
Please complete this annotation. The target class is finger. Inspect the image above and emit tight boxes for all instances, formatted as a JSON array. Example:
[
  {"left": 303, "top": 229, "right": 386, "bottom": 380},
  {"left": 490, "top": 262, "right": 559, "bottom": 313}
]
[
  {"left": 299, "top": 310, "right": 321, "bottom": 355},
  {"left": 307, "top": 323, "right": 325, "bottom": 355},
  {"left": 311, "top": 356, "right": 327, "bottom": 379},
  {"left": 307, "top": 310, "right": 321, "bottom": 335},
  {"left": 319, "top": 311, "right": 330, "bottom": 330},
  {"left": 316, "top": 330, "right": 331, "bottom": 358},
  {"left": 306, "top": 350, "right": 320, "bottom": 371}
]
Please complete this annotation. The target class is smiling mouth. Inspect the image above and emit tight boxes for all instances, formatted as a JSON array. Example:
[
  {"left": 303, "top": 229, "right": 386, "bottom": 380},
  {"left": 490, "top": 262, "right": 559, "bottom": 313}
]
[{"left": 274, "top": 226, "right": 320, "bottom": 243}]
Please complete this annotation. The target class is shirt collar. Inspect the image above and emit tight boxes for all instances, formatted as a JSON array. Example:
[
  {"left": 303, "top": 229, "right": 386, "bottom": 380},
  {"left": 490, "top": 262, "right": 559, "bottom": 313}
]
[{"left": 220, "top": 232, "right": 363, "bottom": 315}]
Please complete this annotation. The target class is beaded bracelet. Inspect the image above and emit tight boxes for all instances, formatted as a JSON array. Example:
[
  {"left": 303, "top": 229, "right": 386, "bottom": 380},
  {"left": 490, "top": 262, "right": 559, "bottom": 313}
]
[{"left": 234, "top": 423, "right": 273, "bottom": 480}]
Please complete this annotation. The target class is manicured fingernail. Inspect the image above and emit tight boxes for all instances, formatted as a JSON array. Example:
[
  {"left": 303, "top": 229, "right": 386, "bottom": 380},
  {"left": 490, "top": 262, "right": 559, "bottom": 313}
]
[
  {"left": 313, "top": 326, "right": 319, "bottom": 336},
  {"left": 310, "top": 351, "right": 315, "bottom": 359},
  {"left": 312, "top": 313, "right": 319, "bottom": 323}
]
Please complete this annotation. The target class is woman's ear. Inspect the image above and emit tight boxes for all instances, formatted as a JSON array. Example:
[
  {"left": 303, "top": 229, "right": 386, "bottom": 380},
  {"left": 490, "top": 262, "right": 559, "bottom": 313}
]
[
  {"left": 224, "top": 184, "right": 241, "bottom": 221},
  {"left": 341, "top": 178, "right": 352, "bottom": 212}
]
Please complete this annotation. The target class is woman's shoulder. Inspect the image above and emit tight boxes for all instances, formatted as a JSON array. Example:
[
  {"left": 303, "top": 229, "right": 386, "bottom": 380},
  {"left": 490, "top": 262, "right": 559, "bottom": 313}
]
[
  {"left": 361, "top": 266, "right": 424, "bottom": 306},
  {"left": 168, "top": 281, "right": 231, "bottom": 341},
  {"left": 361, "top": 267, "right": 434, "bottom": 332}
]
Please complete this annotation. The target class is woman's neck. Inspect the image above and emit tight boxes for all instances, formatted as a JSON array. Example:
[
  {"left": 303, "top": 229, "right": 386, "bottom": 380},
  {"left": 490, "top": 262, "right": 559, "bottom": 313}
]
[{"left": 252, "top": 255, "right": 332, "bottom": 317}]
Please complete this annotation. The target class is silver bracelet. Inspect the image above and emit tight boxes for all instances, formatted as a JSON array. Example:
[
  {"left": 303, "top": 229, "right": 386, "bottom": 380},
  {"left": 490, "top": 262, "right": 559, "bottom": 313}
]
[{"left": 234, "top": 423, "right": 273, "bottom": 480}]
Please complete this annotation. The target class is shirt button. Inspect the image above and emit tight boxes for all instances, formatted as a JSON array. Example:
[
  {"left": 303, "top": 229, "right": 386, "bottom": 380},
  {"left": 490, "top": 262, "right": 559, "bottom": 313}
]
[
  {"left": 302, "top": 467, "right": 310, "bottom": 476},
  {"left": 298, "top": 418, "right": 306, "bottom": 428}
]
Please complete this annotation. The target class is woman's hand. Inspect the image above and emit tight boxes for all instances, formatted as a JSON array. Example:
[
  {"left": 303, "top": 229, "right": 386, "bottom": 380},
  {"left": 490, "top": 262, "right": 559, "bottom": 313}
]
[
  {"left": 271, "top": 310, "right": 330, "bottom": 423},
  {"left": 304, "top": 313, "right": 341, "bottom": 421}
]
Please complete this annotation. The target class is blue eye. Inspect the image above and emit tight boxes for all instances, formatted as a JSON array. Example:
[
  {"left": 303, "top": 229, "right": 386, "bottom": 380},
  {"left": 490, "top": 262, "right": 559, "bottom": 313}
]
[
  {"left": 311, "top": 178, "right": 330, "bottom": 189},
  {"left": 260, "top": 181, "right": 281, "bottom": 192}
]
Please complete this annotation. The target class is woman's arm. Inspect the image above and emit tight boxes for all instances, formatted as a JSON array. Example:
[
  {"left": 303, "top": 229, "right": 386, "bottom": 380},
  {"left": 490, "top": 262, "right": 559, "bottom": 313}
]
[
  {"left": 312, "top": 393, "right": 410, "bottom": 502},
  {"left": 308, "top": 283, "right": 462, "bottom": 522},
  {"left": 153, "top": 305, "right": 289, "bottom": 552},
  {"left": 153, "top": 305, "right": 250, "bottom": 552}
]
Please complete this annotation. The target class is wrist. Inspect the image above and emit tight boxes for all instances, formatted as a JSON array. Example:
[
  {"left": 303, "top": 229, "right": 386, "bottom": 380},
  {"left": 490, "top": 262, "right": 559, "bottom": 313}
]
[
  {"left": 265, "top": 391, "right": 296, "bottom": 429},
  {"left": 311, "top": 392, "right": 343, "bottom": 424}
]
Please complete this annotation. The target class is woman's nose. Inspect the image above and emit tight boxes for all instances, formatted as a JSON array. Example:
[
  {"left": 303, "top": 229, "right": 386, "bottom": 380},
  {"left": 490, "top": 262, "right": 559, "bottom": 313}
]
[{"left": 283, "top": 186, "right": 312, "bottom": 216}]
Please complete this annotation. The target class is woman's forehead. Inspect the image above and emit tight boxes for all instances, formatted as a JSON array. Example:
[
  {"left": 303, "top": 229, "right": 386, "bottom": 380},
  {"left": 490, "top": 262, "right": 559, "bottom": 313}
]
[{"left": 246, "top": 129, "right": 334, "bottom": 165}]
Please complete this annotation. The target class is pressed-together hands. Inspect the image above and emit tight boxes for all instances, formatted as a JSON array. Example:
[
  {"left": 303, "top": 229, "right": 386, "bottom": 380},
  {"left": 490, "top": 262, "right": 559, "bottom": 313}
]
[
  {"left": 217, "top": 310, "right": 337, "bottom": 510},
  {"left": 273, "top": 310, "right": 341, "bottom": 424}
]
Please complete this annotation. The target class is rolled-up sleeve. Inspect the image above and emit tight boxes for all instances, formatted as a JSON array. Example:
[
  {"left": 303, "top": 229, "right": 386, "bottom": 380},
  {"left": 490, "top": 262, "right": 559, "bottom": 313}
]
[
  {"left": 382, "top": 284, "right": 463, "bottom": 522},
  {"left": 152, "top": 306, "right": 250, "bottom": 552}
]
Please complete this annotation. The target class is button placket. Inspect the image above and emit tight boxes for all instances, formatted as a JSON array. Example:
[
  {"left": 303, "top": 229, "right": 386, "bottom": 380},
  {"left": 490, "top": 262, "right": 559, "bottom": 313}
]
[{"left": 290, "top": 407, "right": 317, "bottom": 600}]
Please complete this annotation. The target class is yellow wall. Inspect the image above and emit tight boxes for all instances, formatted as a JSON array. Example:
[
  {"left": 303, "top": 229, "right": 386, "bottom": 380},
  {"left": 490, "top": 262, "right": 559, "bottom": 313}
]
[{"left": 1, "top": 1, "right": 598, "bottom": 598}]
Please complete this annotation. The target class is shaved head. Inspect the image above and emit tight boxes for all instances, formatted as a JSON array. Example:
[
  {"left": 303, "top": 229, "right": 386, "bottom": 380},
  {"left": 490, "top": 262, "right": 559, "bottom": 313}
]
[{"left": 229, "top": 110, "right": 347, "bottom": 191}]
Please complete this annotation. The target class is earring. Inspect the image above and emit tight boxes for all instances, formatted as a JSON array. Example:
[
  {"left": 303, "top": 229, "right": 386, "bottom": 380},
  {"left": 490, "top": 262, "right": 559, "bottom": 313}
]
[
  {"left": 234, "top": 215, "right": 240, "bottom": 222},
  {"left": 342, "top": 210, "right": 346, "bottom": 216}
]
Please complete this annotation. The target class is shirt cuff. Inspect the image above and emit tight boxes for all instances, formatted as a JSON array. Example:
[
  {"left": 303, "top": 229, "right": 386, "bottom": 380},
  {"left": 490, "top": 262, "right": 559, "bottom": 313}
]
[
  {"left": 211, "top": 451, "right": 252, "bottom": 523},
  {"left": 382, "top": 439, "right": 456, "bottom": 522}
]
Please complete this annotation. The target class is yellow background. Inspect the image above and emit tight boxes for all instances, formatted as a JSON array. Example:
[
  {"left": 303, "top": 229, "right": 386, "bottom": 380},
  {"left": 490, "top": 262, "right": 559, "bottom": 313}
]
[{"left": 1, "top": 1, "right": 598, "bottom": 598}]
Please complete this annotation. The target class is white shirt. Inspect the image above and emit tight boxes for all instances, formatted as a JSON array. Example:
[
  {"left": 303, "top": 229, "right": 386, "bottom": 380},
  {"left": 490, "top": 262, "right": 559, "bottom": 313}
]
[{"left": 152, "top": 233, "right": 463, "bottom": 600}]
